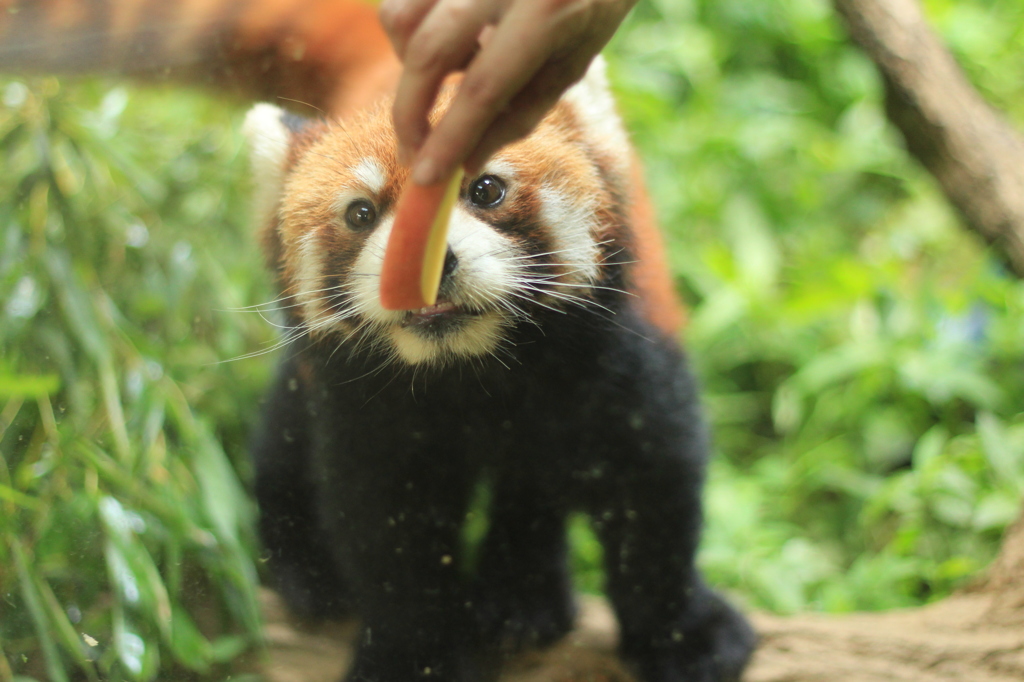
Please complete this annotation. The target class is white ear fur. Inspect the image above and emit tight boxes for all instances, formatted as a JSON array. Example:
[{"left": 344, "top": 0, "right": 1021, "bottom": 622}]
[
  {"left": 243, "top": 103, "right": 291, "bottom": 227},
  {"left": 561, "top": 56, "right": 631, "bottom": 173}
]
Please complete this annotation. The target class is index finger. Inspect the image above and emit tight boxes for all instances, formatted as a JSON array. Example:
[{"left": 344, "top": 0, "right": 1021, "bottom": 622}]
[
  {"left": 409, "top": 2, "right": 571, "bottom": 185},
  {"left": 391, "top": 0, "right": 496, "bottom": 162},
  {"left": 378, "top": 0, "right": 441, "bottom": 60}
]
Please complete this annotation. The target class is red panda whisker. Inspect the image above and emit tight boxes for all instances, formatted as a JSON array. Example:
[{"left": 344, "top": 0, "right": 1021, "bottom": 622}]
[
  {"left": 286, "top": 281, "right": 354, "bottom": 298},
  {"left": 220, "top": 300, "right": 295, "bottom": 312},
  {"left": 513, "top": 284, "right": 616, "bottom": 316},
  {"left": 327, "top": 317, "right": 380, "bottom": 365},
  {"left": 222, "top": 282, "right": 351, "bottom": 312},
  {"left": 539, "top": 281, "right": 635, "bottom": 297},
  {"left": 519, "top": 268, "right": 594, "bottom": 282},
  {"left": 491, "top": 297, "right": 532, "bottom": 322},
  {"left": 234, "top": 300, "right": 307, "bottom": 312},
  {"left": 523, "top": 283, "right": 600, "bottom": 304},
  {"left": 519, "top": 265, "right": 603, "bottom": 282},
  {"left": 302, "top": 312, "right": 353, "bottom": 337},
  {"left": 505, "top": 261, "right": 601, "bottom": 269},
  {"left": 310, "top": 311, "right": 355, "bottom": 332},
  {"left": 597, "top": 247, "right": 632, "bottom": 262},
  {"left": 520, "top": 286, "right": 590, "bottom": 305},
  {"left": 548, "top": 292, "right": 608, "bottom": 312},
  {"left": 483, "top": 346, "right": 513, "bottom": 371},
  {"left": 253, "top": 309, "right": 295, "bottom": 330},
  {"left": 506, "top": 264, "right": 602, "bottom": 286},
  {"left": 504, "top": 249, "right": 589, "bottom": 262},
  {"left": 332, "top": 353, "right": 398, "bottom": 386},
  {"left": 517, "top": 289, "right": 624, "bottom": 330},
  {"left": 216, "top": 326, "right": 308, "bottom": 363},
  {"left": 506, "top": 290, "right": 569, "bottom": 316},
  {"left": 355, "top": 357, "right": 407, "bottom": 405},
  {"left": 274, "top": 97, "right": 327, "bottom": 117},
  {"left": 503, "top": 239, "right": 615, "bottom": 262},
  {"left": 312, "top": 303, "right": 374, "bottom": 333}
]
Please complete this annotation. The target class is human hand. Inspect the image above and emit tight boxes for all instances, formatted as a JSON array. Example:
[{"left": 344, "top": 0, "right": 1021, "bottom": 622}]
[{"left": 379, "top": 0, "right": 638, "bottom": 185}]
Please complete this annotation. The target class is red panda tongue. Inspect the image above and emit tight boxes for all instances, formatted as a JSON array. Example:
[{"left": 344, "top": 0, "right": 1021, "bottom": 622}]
[
  {"left": 414, "top": 301, "right": 458, "bottom": 317},
  {"left": 401, "top": 299, "right": 464, "bottom": 331}
]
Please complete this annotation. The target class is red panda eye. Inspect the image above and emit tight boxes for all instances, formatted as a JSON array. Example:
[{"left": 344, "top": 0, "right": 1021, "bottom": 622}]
[
  {"left": 344, "top": 200, "right": 377, "bottom": 231},
  {"left": 469, "top": 176, "right": 506, "bottom": 208}
]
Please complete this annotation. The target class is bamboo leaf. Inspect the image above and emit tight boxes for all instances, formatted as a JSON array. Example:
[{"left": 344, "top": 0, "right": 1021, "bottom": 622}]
[
  {"left": 0, "top": 483, "right": 42, "bottom": 511},
  {"left": 9, "top": 538, "right": 70, "bottom": 682},
  {"left": 111, "top": 606, "right": 159, "bottom": 682},
  {"left": 208, "top": 634, "right": 248, "bottom": 664},
  {"left": 99, "top": 497, "right": 173, "bottom": 641},
  {"left": 0, "top": 374, "right": 59, "bottom": 399},
  {"left": 167, "top": 605, "right": 211, "bottom": 672},
  {"left": 34, "top": 569, "right": 100, "bottom": 682}
]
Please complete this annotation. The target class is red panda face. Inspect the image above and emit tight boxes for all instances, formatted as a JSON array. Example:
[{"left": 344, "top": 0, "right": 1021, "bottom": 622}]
[{"left": 245, "top": 60, "right": 633, "bottom": 367}]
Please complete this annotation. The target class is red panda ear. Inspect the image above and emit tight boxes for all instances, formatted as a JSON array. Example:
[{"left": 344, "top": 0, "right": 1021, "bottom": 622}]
[
  {"left": 244, "top": 103, "right": 294, "bottom": 227},
  {"left": 561, "top": 56, "right": 631, "bottom": 182}
]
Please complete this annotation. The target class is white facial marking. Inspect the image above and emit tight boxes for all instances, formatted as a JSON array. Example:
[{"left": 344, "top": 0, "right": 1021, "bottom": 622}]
[
  {"left": 348, "top": 213, "right": 398, "bottom": 325},
  {"left": 243, "top": 103, "right": 291, "bottom": 228},
  {"left": 445, "top": 209, "right": 523, "bottom": 307},
  {"left": 295, "top": 229, "right": 331, "bottom": 330},
  {"left": 561, "top": 57, "right": 631, "bottom": 178},
  {"left": 351, "top": 158, "right": 387, "bottom": 194},
  {"left": 390, "top": 315, "right": 505, "bottom": 366},
  {"left": 480, "top": 158, "right": 518, "bottom": 181},
  {"left": 537, "top": 185, "right": 600, "bottom": 285}
]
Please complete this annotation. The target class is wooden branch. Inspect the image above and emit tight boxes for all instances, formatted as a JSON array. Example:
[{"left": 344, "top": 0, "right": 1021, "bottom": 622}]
[
  {"left": 832, "top": 0, "right": 1024, "bottom": 276},
  {"left": 975, "top": 509, "right": 1024, "bottom": 627},
  {"left": 256, "top": 586, "right": 1024, "bottom": 682}
]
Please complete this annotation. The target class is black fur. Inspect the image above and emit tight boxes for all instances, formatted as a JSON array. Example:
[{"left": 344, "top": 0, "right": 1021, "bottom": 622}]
[{"left": 251, "top": 275, "right": 756, "bottom": 681}]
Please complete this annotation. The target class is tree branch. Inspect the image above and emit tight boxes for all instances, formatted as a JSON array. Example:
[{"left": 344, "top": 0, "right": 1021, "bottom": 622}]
[{"left": 833, "top": 0, "right": 1024, "bottom": 276}]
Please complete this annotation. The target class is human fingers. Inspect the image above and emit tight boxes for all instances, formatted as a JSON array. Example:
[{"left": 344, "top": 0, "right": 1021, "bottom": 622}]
[
  {"left": 378, "top": 0, "right": 441, "bottom": 60},
  {"left": 463, "top": 0, "right": 637, "bottom": 170},
  {"left": 408, "top": 0, "right": 574, "bottom": 185},
  {"left": 462, "top": 51, "right": 594, "bottom": 175},
  {"left": 391, "top": 0, "right": 502, "bottom": 164}
]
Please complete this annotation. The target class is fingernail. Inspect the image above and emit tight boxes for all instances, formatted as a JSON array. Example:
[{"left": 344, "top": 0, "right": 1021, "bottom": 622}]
[{"left": 412, "top": 158, "right": 439, "bottom": 186}]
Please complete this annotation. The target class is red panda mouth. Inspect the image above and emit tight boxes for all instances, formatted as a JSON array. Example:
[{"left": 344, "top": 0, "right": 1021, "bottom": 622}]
[
  {"left": 400, "top": 299, "right": 483, "bottom": 333},
  {"left": 413, "top": 301, "right": 459, "bottom": 317}
]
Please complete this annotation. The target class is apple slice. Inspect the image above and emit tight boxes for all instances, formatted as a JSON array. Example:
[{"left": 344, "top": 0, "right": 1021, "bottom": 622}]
[{"left": 380, "top": 168, "right": 464, "bottom": 310}]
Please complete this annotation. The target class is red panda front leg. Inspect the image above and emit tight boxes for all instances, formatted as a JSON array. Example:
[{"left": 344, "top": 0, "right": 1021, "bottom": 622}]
[
  {"left": 251, "top": 355, "right": 354, "bottom": 619},
  {"left": 588, "top": 451, "right": 755, "bottom": 682},
  {"left": 473, "top": 478, "right": 576, "bottom": 653},
  {"left": 555, "top": 321, "right": 756, "bottom": 682},
  {"left": 314, "top": 436, "right": 484, "bottom": 682},
  {"left": 593, "top": 498, "right": 754, "bottom": 682}
]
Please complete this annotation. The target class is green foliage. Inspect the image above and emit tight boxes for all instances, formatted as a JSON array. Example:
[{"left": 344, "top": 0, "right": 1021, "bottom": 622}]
[
  {"left": 0, "top": 80, "right": 272, "bottom": 680},
  {"left": 604, "top": 0, "right": 1024, "bottom": 613}
]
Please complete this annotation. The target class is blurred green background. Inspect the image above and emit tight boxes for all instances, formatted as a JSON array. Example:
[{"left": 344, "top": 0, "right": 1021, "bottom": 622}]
[{"left": 1, "top": 0, "right": 1023, "bottom": 679}]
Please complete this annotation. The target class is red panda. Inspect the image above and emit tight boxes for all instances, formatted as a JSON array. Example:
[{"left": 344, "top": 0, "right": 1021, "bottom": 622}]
[{"left": 0, "top": 2, "right": 753, "bottom": 681}]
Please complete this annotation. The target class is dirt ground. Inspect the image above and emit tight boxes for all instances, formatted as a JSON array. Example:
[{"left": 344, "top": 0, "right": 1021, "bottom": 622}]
[{"left": 259, "top": 514, "right": 1024, "bottom": 682}]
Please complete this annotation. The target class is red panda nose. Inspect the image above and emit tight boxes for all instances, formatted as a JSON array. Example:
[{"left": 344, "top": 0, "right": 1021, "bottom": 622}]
[{"left": 441, "top": 247, "right": 458, "bottom": 281}]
